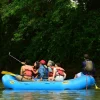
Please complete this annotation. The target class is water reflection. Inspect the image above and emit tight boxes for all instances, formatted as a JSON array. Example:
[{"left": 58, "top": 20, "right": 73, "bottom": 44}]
[{"left": 2, "top": 89, "right": 96, "bottom": 100}]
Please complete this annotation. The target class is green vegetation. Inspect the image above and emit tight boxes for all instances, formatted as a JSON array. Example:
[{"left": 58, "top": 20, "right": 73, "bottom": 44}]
[{"left": 0, "top": 0, "right": 100, "bottom": 73}]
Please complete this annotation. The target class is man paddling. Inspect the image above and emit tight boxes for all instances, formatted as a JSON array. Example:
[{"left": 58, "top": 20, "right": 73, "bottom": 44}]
[
  {"left": 82, "top": 54, "right": 95, "bottom": 76},
  {"left": 74, "top": 54, "right": 95, "bottom": 78}
]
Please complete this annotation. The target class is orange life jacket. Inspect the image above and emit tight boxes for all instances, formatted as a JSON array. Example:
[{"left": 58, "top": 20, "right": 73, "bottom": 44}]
[{"left": 22, "top": 65, "right": 33, "bottom": 77}]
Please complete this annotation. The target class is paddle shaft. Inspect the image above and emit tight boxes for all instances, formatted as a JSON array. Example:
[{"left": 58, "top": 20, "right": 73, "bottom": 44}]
[
  {"left": 9, "top": 52, "right": 22, "bottom": 63},
  {"left": 86, "top": 75, "right": 88, "bottom": 90}
]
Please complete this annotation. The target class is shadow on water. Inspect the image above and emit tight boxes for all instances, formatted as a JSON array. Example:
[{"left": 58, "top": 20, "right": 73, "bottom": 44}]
[{"left": 1, "top": 89, "right": 97, "bottom": 100}]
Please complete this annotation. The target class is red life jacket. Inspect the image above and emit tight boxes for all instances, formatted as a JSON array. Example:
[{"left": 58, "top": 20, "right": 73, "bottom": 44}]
[
  {"left": 24, "top": 69, "right": 33, "bottom": 77},
  {"left": 48, "top": 66, "right": 54, "bottom": 77},
  {"left": 56, "top": 69, "right": 64, "bottom": 76},
  {"left": 48, "top": 72, "right": 53, "bottom": 77},
  {"left": 48, "top": 67, "right": 64, "bottom": 77}
]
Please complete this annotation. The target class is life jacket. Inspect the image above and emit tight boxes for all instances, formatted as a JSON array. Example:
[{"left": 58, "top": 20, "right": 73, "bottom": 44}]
[
  {"left": 48, "top": 66, "right": 64, "bottom": 77},
  {"left": 22, "top": 65, "right": 33, "bottom": 77},
  {"left": 85, "top": 60, "right": 93, "bottom": 71},
  {"left": 48, "top": 66, "right": 54, "bottom": 77},
  {"left": 56, "top": 69, "right": 64, "bottom": 76}
]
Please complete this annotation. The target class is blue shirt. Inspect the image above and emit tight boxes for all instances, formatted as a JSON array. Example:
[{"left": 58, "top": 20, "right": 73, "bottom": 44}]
[{"left": 38, "top": 65, "right": 48, "bottom": 79}]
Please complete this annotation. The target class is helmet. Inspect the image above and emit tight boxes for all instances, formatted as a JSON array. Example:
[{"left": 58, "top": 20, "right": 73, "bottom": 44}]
[{"left": 40, "top": 60, "right": 46, "bottom": 65}]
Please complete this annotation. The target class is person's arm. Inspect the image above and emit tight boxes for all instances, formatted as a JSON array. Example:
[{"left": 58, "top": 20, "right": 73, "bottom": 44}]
[
  {"left": 51, "top": 68, "right": 56, "bottom": 81},
  {"left": 63, "top": 72, "right": 67, "bottom": 79},
  {"left": 74, "top": 74, "right": 77, "bottom": 79},
  {"left": 32, "top": 66, "right": 34, "bottom": 69},
  {"left": 20, "top": 66, "right": 23, "bottom": 75},
  {"left": 33, "top": 69, "right": 38, "bottom": 74},
  {"left": 82, "top": 61, "right": 86, "bottom": 71}
]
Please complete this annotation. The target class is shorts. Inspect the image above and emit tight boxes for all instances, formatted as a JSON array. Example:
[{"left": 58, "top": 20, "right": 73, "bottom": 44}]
[{"left": 55, "top": 76, "right": 64, "bottom": 81}]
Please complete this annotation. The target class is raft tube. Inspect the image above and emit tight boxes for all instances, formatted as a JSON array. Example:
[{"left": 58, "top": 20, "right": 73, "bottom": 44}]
[{"left": 2, "top": 75, "right": 95, "bottom": 90}]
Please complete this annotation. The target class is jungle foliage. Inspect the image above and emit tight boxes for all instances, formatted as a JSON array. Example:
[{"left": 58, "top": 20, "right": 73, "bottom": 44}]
[{"left": 0, "top": 0, "right": 100, "bottom": 71}]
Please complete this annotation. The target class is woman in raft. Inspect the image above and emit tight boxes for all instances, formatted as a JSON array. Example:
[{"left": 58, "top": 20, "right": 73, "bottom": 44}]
[
  {"left": 38, "top": 60, "right": 48, "bottom": 81},
  {"left": 32, "top": 60, "right": 48, "bottom": 81},
  {"left": 32, "top": 61, "right": 40, "bottom": 78},
  {"left": 55, "top": 63, "right": 66, "bottom": 81}
]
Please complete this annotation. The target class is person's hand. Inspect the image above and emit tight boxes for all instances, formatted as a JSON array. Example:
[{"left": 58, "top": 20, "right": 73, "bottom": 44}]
[
  {"left": 39, "top": 78, "right": 42, "bottom": 81},
  {"left": 51, "top": 77, "right": 54, "bottom": 81},
  {"left": 21, "top": 62, "right": 26, "bottom": 65}
]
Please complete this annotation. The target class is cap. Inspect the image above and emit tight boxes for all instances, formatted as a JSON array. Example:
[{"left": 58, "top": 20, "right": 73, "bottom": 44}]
[{"left": 40, "top": 60, "right": 46, "bottom": 65}]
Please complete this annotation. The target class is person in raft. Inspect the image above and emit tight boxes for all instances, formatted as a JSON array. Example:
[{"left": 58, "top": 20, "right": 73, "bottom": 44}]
[
  {"left": 32, "top": 61, "right": 40, "bottom": 78},
  {"left": 16, "top": 59, "right": 35, "bottom": 81},
  {"left": 74, "top": 54, "right": 95, "bottom": 78},
  {"left": 37, "top": 60, "right": 48, "bottom": 81},
  {"left": 55, "top": 63, "right": 66, "bottom": 81},
  {"left": 47, "top": 60, "right": 66, "bottom": 81},
  {"left": 47, "top": 60, "right": 55, "bottom": 81}
]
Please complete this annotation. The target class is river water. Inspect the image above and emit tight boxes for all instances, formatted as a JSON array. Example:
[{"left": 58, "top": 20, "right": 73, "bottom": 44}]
[{"left": 0, "top": 82, "right": 100, "bottom": 100}]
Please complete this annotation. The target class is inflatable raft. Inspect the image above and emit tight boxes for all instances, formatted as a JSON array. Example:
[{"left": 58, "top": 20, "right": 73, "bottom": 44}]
[{"left": 2, "top": 75, "right": 95, "bottom": 90}]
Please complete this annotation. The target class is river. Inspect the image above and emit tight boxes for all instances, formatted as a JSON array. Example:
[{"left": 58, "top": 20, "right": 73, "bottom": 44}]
[{"left": 0, "top": 82, "right": 100, "bottom": 100}]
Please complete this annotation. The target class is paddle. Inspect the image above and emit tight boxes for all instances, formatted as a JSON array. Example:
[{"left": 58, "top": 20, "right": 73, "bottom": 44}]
[
  {"left": 1, "top": 71, "right": 34, "bottom": 81},
  {"left": 1, "top": 71, "right": 16, "bottom": 76},
  {"left": 95, "top": 84, "right": 100, "bottom": 89},
  {"left": 88, "top": 75, "right": 100, "bottom": 90}
]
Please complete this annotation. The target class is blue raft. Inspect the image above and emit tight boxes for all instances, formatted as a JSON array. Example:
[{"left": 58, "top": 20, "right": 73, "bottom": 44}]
[{"left": 2, "top": 75, "right": 95, "bottom": 90}]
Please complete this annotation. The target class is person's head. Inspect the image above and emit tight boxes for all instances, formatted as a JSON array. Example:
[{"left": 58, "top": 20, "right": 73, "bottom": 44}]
[
  {"left": 40, "top": 60, "right": 46, "bottom": 65},
  {"left": 25, "top": 59, "right": 31, "bottom": 65},
  {"left": 34, "top": 61, "right": 40, "bottom": 69},
  {"left": 84, "top": 54, "right": 89, "bottom": 60},
  {"left": 55, "top": 63, "right": 61, "bottom": 67},
  {"left": 47, "top": 60, "right": 55, "bottom": 67}
]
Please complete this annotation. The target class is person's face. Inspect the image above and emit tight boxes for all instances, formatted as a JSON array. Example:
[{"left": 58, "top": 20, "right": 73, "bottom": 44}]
[
  {"left": 34, "top": 62, "right": 36, "bottom": 66},
  {"left": 55, "top": 64, "right": 57, "bottom": 67},
  {"left": 47, "top": 62, "right": 51, "bottom": 67}
]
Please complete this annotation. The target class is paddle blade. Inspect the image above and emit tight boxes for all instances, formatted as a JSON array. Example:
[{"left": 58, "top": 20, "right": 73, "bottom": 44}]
[
  {"left": 1, "top": 71, "right": 16, "bottom": 76},
  {"left": 95, "top": 84, "right": 100, "bottom": 89}
]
